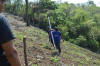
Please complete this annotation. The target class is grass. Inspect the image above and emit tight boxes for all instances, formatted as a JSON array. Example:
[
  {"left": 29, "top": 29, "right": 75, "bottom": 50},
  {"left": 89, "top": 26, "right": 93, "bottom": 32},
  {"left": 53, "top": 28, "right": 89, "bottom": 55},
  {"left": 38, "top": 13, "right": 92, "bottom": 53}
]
[
  {"left": 32, "top": 64, "right": 37, "bottom": 66},
  {"left": 41, "top": 43, "right": 51, "bottom": 50},
  {"left": 51, "top": 57, "right": 60, "bottom": 63},
  {"left": 63, "top": 41, "right": 100, "bottom": 65},
  {"left": 13, "top": 26, "right": 100, "bottom": 66},
  {"left": 14, "top": 30, "right": 24, "bottom": 40}
]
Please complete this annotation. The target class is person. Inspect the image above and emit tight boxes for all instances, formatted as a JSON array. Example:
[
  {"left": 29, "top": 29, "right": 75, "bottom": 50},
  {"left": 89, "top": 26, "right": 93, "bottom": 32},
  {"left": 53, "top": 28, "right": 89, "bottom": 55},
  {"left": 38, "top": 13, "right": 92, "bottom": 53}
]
[
  {"left": 48, "top": 28, "right": 55, "bottom": 45},
  {"left": 49, "top": 27, "right": 62, "bottom": 55},
  {"left": 0, "top": 0, "right": 21, "bottom": 66}
]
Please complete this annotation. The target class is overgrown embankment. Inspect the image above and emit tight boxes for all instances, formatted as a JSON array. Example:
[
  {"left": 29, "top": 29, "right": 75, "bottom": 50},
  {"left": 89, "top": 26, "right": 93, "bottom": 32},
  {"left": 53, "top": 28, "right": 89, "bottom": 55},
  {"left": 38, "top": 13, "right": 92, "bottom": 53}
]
[
  {"left": 4, "top": 13, "right": 100, "bottom": 66},
  {"left": 5, "top": 1, "right": 100, "bottom": 52}
]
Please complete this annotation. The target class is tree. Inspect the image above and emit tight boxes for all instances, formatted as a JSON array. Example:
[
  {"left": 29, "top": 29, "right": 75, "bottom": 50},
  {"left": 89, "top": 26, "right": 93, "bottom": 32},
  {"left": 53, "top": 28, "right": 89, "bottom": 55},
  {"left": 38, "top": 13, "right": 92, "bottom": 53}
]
[
  {"left": 88, "top": 1, "right": 95, "bottom": 6},
  {"left": 39, "top": 0, "right": 57, "bottom": 10},
  {"left": 25, "top": 0, "right": 29, "bottom": 26}
]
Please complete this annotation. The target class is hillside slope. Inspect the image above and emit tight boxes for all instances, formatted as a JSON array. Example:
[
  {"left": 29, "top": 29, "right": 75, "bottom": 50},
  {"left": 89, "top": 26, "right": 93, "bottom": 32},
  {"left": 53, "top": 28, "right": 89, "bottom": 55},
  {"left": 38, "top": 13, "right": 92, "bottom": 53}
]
[{"left": 4, "top": 13, "right": 100, "bottom": 66}]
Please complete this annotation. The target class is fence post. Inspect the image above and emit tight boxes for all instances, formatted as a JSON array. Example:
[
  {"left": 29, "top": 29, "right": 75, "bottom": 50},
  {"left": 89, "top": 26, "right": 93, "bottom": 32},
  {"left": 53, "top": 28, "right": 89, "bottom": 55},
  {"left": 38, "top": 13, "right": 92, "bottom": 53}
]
[{"left": 23, "top": 37, "right": 28, "bottom": 66}]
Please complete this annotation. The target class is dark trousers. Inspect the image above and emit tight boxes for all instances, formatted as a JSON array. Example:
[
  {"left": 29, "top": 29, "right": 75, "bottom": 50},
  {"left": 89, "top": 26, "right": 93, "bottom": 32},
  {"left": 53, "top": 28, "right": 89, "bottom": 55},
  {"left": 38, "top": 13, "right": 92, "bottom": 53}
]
[
  {"left": 0, "top": 62, "right": 11, "bottom": 66},
  {"left": 55, "top": 42, "right": 61, "bottom": 53},
  {"left": 50, "top": 39, "right": 61, "bottom": 53},
  {"left": 0, "top": 57, "right": 11, "bottom": 66}
]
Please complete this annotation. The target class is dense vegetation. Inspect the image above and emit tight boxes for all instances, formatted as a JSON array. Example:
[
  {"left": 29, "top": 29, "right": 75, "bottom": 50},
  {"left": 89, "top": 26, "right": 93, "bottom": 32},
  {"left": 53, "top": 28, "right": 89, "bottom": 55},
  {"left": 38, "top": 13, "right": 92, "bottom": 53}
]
[{"left": 5, "top": 0, "right": 100, "bottom": 52}]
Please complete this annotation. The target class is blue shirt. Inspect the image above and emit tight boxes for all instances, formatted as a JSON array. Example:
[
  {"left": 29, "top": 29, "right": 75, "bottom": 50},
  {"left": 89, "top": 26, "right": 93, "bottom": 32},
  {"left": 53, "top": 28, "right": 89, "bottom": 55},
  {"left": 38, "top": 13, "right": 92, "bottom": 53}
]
[
  {"left": 52, "top": 31, "right": 61, "bottom": 43},
  {"left": 0, "top": 14, "right": 15, "bottom": 66}
]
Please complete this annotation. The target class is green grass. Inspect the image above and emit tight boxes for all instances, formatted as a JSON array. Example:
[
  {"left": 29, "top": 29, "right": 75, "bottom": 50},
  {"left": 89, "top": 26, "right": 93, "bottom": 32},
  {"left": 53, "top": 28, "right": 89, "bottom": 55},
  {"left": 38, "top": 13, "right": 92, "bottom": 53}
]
[
  {"left": 32, "top": 64, "right": 37, "bottom": 66},
  {"left": 63, "top": 41, "right": 100, "bottom": 65},
  {"left": 14, "top": 26, "right": 100, "bottom": 65},
  {"left": 14, "top": 30, "right": 24, "bottom": 40},
  {"left": 51, "top": 57, "right": 60, "bottom": 63},
  {"left": 41, "top": 43, "right": 51, "bottom": 50}
]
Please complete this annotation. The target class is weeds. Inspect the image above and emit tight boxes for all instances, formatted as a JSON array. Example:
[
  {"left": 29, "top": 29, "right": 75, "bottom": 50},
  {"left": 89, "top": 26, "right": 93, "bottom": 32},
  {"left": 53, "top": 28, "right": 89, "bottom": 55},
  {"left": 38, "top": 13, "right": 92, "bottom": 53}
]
[{"left": 51, "top": 57, "right": 60, "bottom": 63}]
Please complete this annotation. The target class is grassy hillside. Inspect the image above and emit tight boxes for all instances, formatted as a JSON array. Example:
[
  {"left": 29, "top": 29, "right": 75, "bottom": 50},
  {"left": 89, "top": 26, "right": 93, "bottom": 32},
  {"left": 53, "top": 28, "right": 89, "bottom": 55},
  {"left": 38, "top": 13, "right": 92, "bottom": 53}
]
[
  {"left": 14, "top": 27, "right": 100, "bottom": 66},
  {"left": 6, "top": 0, "right": 100, "bottom": 53},
  {"left": 5, "top": 13, "right": 100, "bottom": 66}
]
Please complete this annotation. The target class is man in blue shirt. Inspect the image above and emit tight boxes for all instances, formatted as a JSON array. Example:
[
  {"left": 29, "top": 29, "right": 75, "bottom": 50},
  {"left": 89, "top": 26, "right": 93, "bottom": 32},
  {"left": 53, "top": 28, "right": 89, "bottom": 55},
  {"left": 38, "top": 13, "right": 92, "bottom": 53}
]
[
  {"left": 0, "top": 0, "right": 21, "bottom": 66},
  {"left": 49, "top": 27, "right": 62, "bottom": 55}
]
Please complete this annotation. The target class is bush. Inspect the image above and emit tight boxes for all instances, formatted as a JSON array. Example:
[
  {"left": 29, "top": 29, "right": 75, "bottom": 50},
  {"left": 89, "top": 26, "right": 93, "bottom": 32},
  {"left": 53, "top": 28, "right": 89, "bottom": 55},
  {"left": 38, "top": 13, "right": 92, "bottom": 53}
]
[
  {"left": 39, "top": 0, "right": 58, "bottom": 10},
  {"left": 75, "top": 35, "right": 87, "bottom": 47},
  {"left": 69, "top": 39, "right": 76, "bottom": 44},
  {"left": 88, "top": 40, "right": 99, "bottom": 51}
]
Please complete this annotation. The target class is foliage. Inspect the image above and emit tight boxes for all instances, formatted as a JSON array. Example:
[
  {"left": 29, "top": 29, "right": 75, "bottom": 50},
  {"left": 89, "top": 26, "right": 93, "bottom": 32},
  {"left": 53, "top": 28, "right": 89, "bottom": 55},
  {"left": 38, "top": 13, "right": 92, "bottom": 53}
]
[
  {"left": 32, "top": 64, "right": 37, "bottom": 66},
  {"left": 39, "top": 0, "right": 58, "bottom": 9},
  {"left": 87, "top": 40, "right": 99, "bottom": 51},
  {"left": 42, "top": 43, "right": 51, "bottom": 50},
  {"left": 14, "top": 31, "right": 24, "bottom": 40},
  {"left": 51, "top": 57, "right": 60, "bottom": 63},
  {"left": 75, "top": 35, "right": 87, "bottom": 47},
  {"left": 5, "top": 0, "right": 100, "bottom": 52}
]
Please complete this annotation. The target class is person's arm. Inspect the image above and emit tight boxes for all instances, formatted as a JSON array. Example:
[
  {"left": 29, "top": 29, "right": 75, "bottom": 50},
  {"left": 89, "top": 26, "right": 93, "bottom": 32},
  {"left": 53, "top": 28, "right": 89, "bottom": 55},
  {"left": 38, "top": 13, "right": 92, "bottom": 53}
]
[
  {"left": 2, "top": 40, "right": 21, "bottom": 66},
  {"left": 0, "top": 15, "right": 21, "bottom": 66}
]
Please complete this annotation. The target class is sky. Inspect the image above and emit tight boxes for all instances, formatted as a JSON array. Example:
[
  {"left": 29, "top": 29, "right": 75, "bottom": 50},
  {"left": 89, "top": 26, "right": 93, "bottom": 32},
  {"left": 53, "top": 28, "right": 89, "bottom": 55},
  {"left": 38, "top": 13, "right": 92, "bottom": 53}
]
[
  {"left": 52, "top": 0, "right": 100, "bottom": 6},
  {"left": 29, "top": 0, "right": 100, "bottom": 6}
]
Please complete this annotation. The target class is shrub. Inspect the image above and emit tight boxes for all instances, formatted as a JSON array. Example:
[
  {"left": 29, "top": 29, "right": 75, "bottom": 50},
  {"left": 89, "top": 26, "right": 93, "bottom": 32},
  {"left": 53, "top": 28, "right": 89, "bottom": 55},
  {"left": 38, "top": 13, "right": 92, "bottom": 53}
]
[
  {"left": 75, "top": 35, "right": 87, "bottom": 47},
  {"left": 87, "top": 40, "right": 99, "bottom": 51}
]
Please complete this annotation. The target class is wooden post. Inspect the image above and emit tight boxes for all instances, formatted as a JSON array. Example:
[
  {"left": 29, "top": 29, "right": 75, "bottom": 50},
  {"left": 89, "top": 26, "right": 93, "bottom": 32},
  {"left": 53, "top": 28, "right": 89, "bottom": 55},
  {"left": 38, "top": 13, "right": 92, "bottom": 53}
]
[{"left": 23, "top": 37, "right": 28, "bottom": 66}]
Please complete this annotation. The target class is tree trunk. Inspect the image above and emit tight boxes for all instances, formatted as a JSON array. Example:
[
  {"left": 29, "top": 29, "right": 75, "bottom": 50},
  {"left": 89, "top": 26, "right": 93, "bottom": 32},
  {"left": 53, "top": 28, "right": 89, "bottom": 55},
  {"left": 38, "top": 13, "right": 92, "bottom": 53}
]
[{"left": 25, "top": 0, "right": 29, "bottom": 26}]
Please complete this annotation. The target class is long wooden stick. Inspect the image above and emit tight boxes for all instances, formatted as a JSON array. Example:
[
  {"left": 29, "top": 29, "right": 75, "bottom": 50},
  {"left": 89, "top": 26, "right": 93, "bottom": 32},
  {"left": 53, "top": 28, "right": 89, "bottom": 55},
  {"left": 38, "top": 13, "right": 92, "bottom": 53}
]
[
  {"left": 23, "top": 37, "right": 28, "bottom": 66},
  {"left": 48, "top": 17, "right": 56, "bottom": 50}
]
